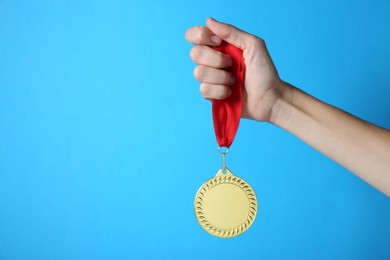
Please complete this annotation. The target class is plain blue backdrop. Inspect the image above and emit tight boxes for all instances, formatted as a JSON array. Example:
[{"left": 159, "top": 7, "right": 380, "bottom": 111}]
[{"left": 1, "top": 0, "right": 390, "bottom": 259}]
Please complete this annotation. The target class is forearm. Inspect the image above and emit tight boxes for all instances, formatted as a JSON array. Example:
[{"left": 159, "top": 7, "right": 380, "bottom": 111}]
[{"left": 271, "top": 82, "right": 390, "bottom": 196}]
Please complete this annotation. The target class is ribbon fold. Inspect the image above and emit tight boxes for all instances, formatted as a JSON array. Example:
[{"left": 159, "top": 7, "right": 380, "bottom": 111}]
[{"left": 212, "top": 42, "right": 245, "bottom": 148}]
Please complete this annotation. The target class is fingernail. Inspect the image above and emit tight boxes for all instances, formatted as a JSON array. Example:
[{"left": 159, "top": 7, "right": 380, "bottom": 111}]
[{"left": 211, "top": 35, "right": 221, "bottom": 45}]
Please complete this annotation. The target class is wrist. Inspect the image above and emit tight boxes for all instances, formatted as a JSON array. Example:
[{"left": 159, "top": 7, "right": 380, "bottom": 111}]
[{"left": 269, "top": 81, "right": 295, "bottom": 127}]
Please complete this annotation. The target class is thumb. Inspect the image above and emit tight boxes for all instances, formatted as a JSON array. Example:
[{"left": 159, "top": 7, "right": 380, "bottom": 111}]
[{"left": 206, "top": 18, "right": 254, "bottom": 50}]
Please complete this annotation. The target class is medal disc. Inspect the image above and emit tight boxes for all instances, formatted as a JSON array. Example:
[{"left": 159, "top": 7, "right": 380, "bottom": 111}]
[{"left": 194, "top": 168, "right": 257, "bottom": 238}]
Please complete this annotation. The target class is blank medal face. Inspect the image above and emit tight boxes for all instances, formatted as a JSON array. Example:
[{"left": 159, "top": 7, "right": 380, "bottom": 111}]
[{"left": 194, "top": 168, "right": 257, "bottom": 238}]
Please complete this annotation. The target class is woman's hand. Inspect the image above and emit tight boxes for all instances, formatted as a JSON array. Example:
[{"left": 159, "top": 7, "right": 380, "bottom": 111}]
[{"left": 185, "top": 18, "right": 285, "bottom": 122}]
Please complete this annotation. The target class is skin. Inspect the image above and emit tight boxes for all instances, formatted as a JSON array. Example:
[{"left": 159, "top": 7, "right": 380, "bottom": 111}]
[{"left": 185, "top": 18, "right": 390, "bottom": 197}]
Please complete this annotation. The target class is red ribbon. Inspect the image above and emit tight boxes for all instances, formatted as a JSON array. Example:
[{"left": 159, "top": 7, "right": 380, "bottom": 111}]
[{"left": 212, "top": 42, "right": 245, "bottom": 148}]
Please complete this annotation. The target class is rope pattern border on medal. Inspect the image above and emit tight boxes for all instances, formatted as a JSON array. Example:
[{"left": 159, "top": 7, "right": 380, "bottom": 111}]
[{"left": 195, "top": 174, "right": 257, "bottom": 238}]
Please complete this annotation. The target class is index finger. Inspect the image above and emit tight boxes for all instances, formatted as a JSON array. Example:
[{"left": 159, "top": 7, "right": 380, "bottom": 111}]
[{"left": 185, "top": 26, "right": 222, "bottom": 46}]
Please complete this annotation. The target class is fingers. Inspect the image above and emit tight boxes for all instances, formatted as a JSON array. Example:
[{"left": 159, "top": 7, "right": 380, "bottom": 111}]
[
  {"left": 200, "top": 83, "right": 231, "bottom": 100},
  {"left": 190, "top": 45, "right": 233, "bottom": 69},
  {"left": 194, "top": 65, "right": 234, "bottom": 99},
  {"left": 185, "top": 26, "right": 222, "bottom": 46},
  {"left": 193, "top": 65, "right": 235, "bottom": 86},
  {"left": 206, "top": 17, "right": 261, "bottom": 50},
  {"left": 185, "top": 20, "right": 248, "bottom": 101}
]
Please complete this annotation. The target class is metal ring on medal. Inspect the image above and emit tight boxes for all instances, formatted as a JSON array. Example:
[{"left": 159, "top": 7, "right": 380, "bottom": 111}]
[{"left": 194, "top": 168, "right": 258, "bottom": 238}]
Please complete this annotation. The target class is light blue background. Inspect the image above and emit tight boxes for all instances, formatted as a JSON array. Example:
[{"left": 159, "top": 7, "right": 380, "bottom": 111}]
[{"left": 1, "top": 0, "right": 390, "bottom": 259}]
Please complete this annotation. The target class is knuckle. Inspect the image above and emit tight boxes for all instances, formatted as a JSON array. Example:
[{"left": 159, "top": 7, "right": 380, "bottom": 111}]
[
  {"left": 215, "top": 52, "right": 225, "bottom": 67},
  {"left": 218, "top": 85, "right": 232, "bottom": 99},
  {"left": 200, "top": 83, "right": 230, "bottom": 100},
  {"left": 199, "top": 83, "right": 210, "bottom": 97},
  {"left": 197, "top": 28, "right": 208, "bottom": 42},
  {"left": 217, "top": 90, "right": 228, "bottom": 99},
  {"left": 185, "top": 27, "right": 198, "bottom": 43},
  {"left": 251, "top": 36, "right": 265, "bottom": 48},
  {"left": 219, "top": 26, "right": 232, "bottom": 39},
  {"left": 217, "top": 53, "right": 232, "bottom": 68},
  {"left": 222, "top": 71, "right": 233, "bottom": 85},
  {"left": 189, "top": 46, "right": 201, "bottom": 61},
  {"left": 185, "top": 26, "right": 209, "bottom": 44},
  {"left": 184, "top": 28, "right": 192, "bottom": 41},
  {"left": 193, "top": 66, "right": 204, "bottom": 80}
]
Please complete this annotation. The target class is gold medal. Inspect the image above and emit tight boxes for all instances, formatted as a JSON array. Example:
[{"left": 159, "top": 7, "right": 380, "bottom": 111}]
[{"left": 194, "top": 149, "right": 258, "bottom": 238}]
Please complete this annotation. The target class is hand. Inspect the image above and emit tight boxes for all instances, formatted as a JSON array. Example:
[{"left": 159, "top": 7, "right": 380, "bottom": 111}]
[{"left": 185, "top": 18, "right": 285, "bottom": 122}]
